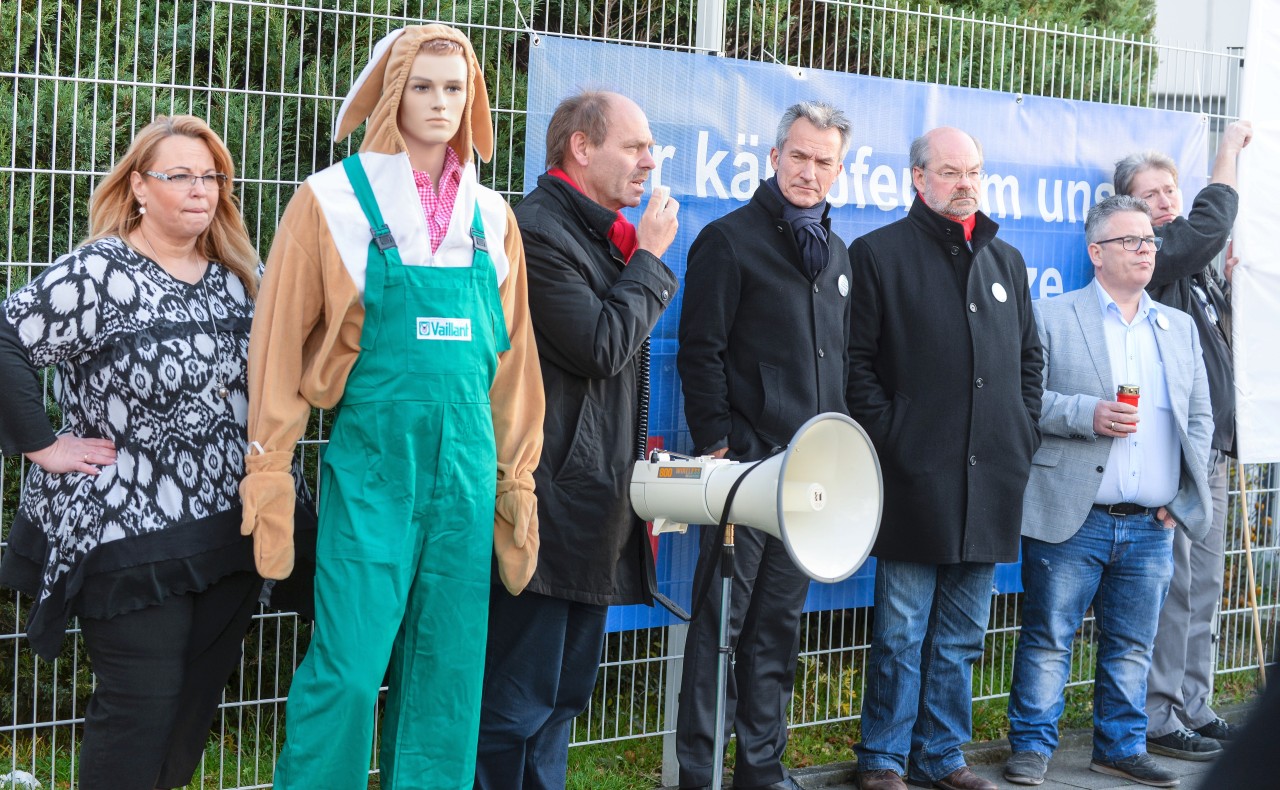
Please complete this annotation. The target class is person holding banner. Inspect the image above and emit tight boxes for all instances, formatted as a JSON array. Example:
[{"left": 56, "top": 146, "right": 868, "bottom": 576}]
[
  {"left": 474, "top": 90, "right": 680, "bottom": 790},
  {"left": 674, "top": 100, "right": 854, "bottom": 790},
  {"left": 848, "top": 127, "right": 1042, "bottom": 790},
  {"left": 240, "top": 24, "right": 543, "bottom": 789},
  {"left": 1113, "top": 120, "right": 1253, "bottom": 762},
  {"left": 1004, "top": 195, "right": 1212, "bottom": 788}
]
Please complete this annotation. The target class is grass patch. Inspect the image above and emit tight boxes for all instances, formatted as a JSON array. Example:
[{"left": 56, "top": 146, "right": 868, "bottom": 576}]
[{"left": 568, "top": 737, "right": 665, "bottom": 790}]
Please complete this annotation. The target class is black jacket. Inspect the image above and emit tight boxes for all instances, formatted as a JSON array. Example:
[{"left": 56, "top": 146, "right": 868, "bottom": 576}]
[
  {"left": 847, "top": 197, "right": 1043, "bottom": 564},
  {"left": 678, "top": 184, "right": 852, "bottom": 461},
  {"left": 1147, "top": 182, "right": 1237, "bottom": 453},
  {"left": 516, "top": 174, "right": 679, "bottom": 605}
]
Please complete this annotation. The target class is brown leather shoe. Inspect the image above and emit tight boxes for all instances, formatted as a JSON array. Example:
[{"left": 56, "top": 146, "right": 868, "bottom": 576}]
[
  {"left": 931, "top": 766, "right": 997, "bottom": 790},
  {"left": 857, "top": 768, "right": 908, "bottom": 790}
]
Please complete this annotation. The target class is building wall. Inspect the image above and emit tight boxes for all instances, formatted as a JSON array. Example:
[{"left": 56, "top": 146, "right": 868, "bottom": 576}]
[{"left": 1154, "top": 0, "right": 1250, "bottom": 106}]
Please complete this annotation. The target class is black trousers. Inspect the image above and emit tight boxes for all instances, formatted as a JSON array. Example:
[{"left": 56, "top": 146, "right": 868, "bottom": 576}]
[
  {"left": 676, "top": 524, "right": 811, "bottom": 788},
  {"left": 78, "top": 571, "right": 262, "bottom": 790},
  {"left": 475, "top": 587, "right": 608, "bottom": 790}
]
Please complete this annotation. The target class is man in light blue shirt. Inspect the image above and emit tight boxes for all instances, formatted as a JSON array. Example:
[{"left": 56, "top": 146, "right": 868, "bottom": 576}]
[
  {"left": 1002, "top": 195, "right": 1212, "bottom": 788},
  {"left": 1092, "top": 276, "right": 1181, "bottom": 510}
]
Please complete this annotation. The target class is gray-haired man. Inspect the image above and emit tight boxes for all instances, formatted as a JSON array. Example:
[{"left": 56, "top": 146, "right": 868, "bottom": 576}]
[
  {"left": 1114, "top": 121, "right": 1252, "bottom": 762},
  {"left": 1004, "top": 195, "right": 1212, "bottom": 788},
  {"left": 675, "top": 101, "right": 855, "bottom": 790},
  {"left": 848, "top": 127, "right": 1042, "bottom": 790}
]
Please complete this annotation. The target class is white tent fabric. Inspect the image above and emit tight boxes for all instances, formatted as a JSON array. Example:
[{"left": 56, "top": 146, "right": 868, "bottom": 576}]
[{"left": 1232, "top": 0, "right": 1280, "bottom": 463}]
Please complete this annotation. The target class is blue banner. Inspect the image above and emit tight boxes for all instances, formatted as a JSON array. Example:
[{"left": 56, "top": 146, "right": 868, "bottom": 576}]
[{"left": 524, "top": 36, "right": 1211, "bottom": 632}]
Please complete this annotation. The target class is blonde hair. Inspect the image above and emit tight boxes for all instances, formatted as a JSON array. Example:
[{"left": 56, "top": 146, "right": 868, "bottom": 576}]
[{"left": 87, "top": 115, "right": 259, "bottom": 297}]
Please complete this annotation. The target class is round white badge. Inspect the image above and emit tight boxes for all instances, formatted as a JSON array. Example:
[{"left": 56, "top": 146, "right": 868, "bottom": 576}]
[
  {"left": 1156, "top": 313, "right": 1170, "bottom": 330},
  {"left": 838, "top": 274, "right": 850, "bottom": 297},
  {"left": 991, "top": 282, "right": 1008, "bottom": 303}
]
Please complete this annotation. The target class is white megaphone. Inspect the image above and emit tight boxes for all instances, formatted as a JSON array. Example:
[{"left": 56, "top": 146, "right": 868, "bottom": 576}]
[{"left": 630, "top": 412, "right": 883, "bottom": 583}]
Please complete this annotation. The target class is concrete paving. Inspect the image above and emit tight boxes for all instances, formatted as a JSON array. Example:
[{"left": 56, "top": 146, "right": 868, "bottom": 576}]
[
  {"left": 663, "top": 721, "right": 1237, "bottom": 790},
  {"left": 789, "top": 736, "right": 1216, "bottom": 790}
]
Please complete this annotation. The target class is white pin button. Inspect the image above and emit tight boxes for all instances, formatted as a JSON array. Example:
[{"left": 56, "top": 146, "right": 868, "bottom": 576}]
[
  {"left": 838, "top": 274, "right": 850, "bottom": 297},
  {"left": 1156, "top": 313, "right": 1170, "bottom": 330},
  {"left": 991, "top": 282, "right": 1008, "bottom": 302}
]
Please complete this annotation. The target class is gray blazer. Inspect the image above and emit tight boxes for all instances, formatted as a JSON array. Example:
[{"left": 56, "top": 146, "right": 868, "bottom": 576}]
[{"left": 1022, "top": 281, "right": 1213, "bottom": 543}]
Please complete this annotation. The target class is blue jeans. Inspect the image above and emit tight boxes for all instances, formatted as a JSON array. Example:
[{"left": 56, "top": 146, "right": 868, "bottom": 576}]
[
  {"left": 1007, "top": 507, "right": 1174, "bottom": 762},
  {"left": 854, "top": 560, "right": 995, "bottom": 781}
]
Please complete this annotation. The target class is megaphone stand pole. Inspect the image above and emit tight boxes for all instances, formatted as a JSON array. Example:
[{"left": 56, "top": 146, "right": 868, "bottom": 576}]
[{"left": 711, "top": 523, "right": 736, "bottom": 790}]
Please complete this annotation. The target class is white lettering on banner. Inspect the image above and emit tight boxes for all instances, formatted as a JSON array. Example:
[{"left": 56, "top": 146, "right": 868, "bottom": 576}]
[
  {"left": 848, "top": 146, "right": 873, "bottom": 207},
  {"left": 683, "top": 130, "right": 1122, "bottom": 223},
  {"left": 1067, "top": 180, "right": 1090, "bottom": 222},
  {"left": 731, "top": 153, "right": 760, "bottom": 200},
  {"left": 983, "top": 174, "right": 1022, "bottom": 220},
  {"left": 416, "top": 317, "right": 472, "bottom": 341},
  {"left": 1037, "top": 179, "right": 1064, "bottom": 222},
  {"left": 696, "top": 131, "right": 728, "bottom": 198},
  {"left": 1026, "top": 267, "right": 1064, "bottom": 299},
  {"left": 869, "top": 164, "right": 898, "bottom": 210},
  {"left": 827, "top": 169, "right": 848, "bottom": 206},
  {"left": 652, "top": 144, "right": 676, "bottom": 186},
  {"left": 1037, "top": 179, "right": 1114, "bottom": 223},
  {"left": 689, "top": 133, "right": 1037, "bottom": 217}
]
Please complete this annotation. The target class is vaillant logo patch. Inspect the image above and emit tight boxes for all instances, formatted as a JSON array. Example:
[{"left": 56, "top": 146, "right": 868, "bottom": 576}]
[{"left": 417, "top": 317, "right": 472, "bottom": 341}]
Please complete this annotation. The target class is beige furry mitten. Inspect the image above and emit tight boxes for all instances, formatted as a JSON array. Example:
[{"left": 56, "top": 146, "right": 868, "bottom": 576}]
[
  {"left": 240, "top": 451, "right": 297, "bottom": 580},
  {"left": 493, "top": 478, "right": 539, "bottom": 594}
]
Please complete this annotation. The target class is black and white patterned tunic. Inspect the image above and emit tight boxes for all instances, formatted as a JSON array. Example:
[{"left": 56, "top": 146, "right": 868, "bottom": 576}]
[{"left": 0, "top": 236, "right": 255, "bottom": 659}]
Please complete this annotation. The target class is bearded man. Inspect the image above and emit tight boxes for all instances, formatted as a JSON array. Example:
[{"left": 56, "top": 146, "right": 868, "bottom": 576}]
[{"left": 846, "top": 127, "right": 1044, "bottom": 790}]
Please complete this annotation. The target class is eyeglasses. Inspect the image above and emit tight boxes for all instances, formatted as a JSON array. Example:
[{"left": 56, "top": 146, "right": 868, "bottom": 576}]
[
  {"left": 923, "top": 167, "right": 986, "bottom": 183},
  {"left": 144, "top": 171, "right": 229, "bottom": 190},
  {"left": 1094, "top": 235, "right": 1163, "bottom": 252}
]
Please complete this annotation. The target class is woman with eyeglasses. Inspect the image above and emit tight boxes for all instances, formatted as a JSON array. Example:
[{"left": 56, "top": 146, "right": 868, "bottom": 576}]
[{"left": 0, "top": 115, "right": 262, "bottom": 790}]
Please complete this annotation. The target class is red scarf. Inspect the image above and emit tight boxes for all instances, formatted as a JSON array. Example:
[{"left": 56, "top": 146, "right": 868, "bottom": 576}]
[
  {"left": 548, "top": 168, "right": 639, "bottom": 262},
  {"left": 959, "top": 212, "right": 977, "bottom": 241}
]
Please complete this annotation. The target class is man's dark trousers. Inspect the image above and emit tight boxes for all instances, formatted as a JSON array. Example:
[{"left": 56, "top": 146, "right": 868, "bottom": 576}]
[
  {"left": 676, "top": 524, "right": 810, "bottom": 787},
  {"left": 475, "top": 586, "right": 609, "bottom": 790}
]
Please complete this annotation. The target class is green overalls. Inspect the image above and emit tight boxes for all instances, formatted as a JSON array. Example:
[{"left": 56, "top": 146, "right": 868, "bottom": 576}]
[{"left": 274, "top": 156, "right": 509, "bottom": 789}]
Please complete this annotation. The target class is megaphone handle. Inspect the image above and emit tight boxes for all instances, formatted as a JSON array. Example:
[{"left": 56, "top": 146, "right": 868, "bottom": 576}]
[{"left": 712, "top": 523, "right": 736, "bottom": 790}]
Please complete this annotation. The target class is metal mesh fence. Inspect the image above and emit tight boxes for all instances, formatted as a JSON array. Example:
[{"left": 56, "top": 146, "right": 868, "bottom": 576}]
[{"left": 2, "top": 0, "right": 1273, "bottom": 786}]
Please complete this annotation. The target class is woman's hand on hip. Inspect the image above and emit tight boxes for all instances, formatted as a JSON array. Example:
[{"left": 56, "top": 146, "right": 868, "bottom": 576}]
[{"left": 24, "top": 435, "right": 117, "bottom": 475}]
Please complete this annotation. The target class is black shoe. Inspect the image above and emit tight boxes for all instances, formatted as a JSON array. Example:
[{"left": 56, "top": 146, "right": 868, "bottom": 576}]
[
  {"left": 1194, "top": 716, "right": 1238, "bottom": 741},
  {"left": 1090, "top": 753, "right": 1180, "bottom": 787},
  {"left": 1003, "top": 751, "right": 1049, "bottom": 785},
  {"left": 1146, "top": 727, "right": 1223, "bottom": 761},
  {"left": 734, "top": 778, "right": 804, "bottom": 790}
]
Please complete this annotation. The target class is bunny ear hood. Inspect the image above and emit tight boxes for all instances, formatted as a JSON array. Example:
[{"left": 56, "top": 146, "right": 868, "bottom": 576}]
[{"left": 333, "top": 24, "right": 494, "bottom": 163}]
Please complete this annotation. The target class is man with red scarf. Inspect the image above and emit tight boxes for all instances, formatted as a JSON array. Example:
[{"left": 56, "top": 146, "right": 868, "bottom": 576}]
[
  {"left": 475, "top": 90, "right": 680, "bottom": 790},
  {"left": 848, "top": 127, "right": 1043, "bottom": 790}
]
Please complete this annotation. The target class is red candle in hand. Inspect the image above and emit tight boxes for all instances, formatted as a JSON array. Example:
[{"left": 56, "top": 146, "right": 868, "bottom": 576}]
[{"left": 1117, "top": 384, "right": 1140, "bottom": 409}]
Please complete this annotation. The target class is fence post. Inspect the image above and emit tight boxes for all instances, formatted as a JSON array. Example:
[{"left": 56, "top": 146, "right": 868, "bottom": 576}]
[
  {"left": 694, "top": 0, "right": 726, "bottom": 54},
  {"left": 662, "top": 623, "right": 689, "bottom": 786}
]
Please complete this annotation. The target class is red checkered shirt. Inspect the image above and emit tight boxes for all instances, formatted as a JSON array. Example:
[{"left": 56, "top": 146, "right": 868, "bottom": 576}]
[{"left": 413, "top": 147, "right": 463, "bottom": 255}]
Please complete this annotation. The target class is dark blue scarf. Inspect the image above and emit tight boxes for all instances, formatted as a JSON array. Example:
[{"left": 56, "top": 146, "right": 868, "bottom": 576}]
[{"left": 766, "top": 177, "right": 830, "bottom": 281}]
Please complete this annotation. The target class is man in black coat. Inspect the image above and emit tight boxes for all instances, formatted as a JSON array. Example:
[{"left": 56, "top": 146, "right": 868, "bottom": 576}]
[
  {"left": 675, "top": 101, "right": 854, "bottom": 790},
  {"left": 847, "top": 127, "right": 1043, "bottom": 790},
  {"left": 1114, "top": 120, "right": 1253, "bottom": 762},
  {"left": 475, "top": 90, "right": 680, "bottom": 790}
]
